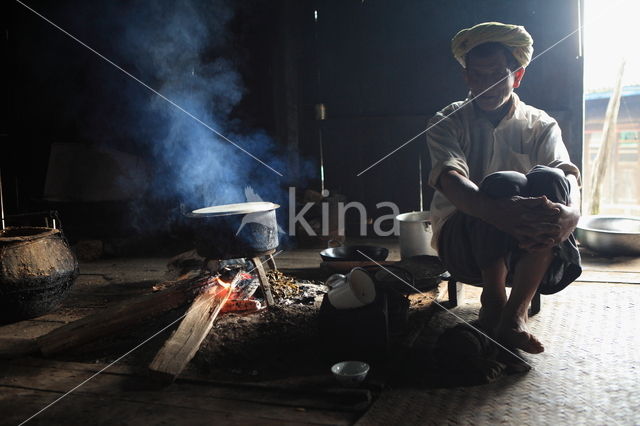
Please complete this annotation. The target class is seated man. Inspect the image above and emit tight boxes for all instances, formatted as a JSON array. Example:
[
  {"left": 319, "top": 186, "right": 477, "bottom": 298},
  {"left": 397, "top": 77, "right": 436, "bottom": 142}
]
[{"left": 426, "top": 22, "right": 582, "bottom": 354}]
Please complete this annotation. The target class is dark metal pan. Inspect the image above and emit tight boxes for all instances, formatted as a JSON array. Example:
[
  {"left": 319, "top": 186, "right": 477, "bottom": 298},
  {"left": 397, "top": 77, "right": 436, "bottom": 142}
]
[{"left": 320, "top": 245, "right": 389, "bottom": 262}]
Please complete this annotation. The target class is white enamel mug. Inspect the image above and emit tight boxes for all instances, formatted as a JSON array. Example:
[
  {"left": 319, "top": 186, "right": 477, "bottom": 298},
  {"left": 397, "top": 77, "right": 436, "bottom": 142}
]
[{"left": 326, "top": 268, "right": 376, "bottom": 309}]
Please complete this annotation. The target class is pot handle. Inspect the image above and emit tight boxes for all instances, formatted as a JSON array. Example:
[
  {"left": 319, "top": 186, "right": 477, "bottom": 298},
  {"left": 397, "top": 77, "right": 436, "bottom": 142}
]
[
  {"left": 4, "top": 210, "right": 63, "bottom": 230},
  {"left": 326, "top": 274, "right": 346, "bottom": 289}
]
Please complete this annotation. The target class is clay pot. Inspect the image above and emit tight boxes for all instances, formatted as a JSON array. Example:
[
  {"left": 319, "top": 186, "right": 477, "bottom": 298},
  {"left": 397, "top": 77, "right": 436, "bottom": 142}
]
[{"left": 0, "top": 227, "right": 79, "bottom": 323}]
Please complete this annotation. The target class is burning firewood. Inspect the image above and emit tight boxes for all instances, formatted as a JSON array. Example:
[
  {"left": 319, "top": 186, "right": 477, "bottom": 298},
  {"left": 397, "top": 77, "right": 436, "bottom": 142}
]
[
  {"left": 37, "top": 265, "right": 270, "bottom": 359},
  {"left": 148, "top": 272, "right": 242, "bottom": 383},
  {"left": 38, "top": 273, "right": 219, "bottom": 357},
  {"left": 221, "top": 299, "right": 262, "bottom": 313}
]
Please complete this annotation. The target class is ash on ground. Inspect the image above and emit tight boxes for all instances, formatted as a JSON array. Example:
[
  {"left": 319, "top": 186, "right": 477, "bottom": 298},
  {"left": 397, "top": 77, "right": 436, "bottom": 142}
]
[
  {"left": 195, "top": 305, "right": 326, "bottom": 380},
  {"left": 192, "top": 271, "right": 329, "bottom": 380},
  {"left": 267, "top": 270, "right": 328, "bottom": 305}
]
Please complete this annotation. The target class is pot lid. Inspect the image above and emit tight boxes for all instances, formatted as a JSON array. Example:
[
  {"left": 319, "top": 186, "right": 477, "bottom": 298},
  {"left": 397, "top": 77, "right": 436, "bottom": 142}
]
[
  {"left": 395, "top": 211, "right": 431, "bottom": 223},
  {"left": 191, "top": 201, "right": 280, "bottom": 217}
]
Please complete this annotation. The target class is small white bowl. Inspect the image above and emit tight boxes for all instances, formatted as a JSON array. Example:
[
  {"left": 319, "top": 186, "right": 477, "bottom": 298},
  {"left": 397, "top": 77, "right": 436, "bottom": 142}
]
[{"left": 331, "top": 361, "right": 370, "bottom": 387}]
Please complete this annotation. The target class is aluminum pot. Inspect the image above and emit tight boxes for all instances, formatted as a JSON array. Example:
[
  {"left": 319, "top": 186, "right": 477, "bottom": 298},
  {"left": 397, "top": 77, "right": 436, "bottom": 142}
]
[
  {"left": 395, "top": 211, "right": 437, "bottom": 259},
  {"left": 576, "top": 215, "right": 640, "bottom": 256},
  {"left": 0, "top": 227, "right": 79, "bottom": 323},
  {"left": 186, "top": 202, "right": 280, "bottom": 259}
]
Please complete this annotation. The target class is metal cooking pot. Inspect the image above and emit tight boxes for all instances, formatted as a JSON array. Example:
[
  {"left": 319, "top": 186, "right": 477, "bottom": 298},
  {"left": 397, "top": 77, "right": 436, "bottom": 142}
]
[
  {"left": 576, "top": 215, "right": 640, "bottom": 256},
  {"left": 185, "top": 202, "right": 280, "bottom": 259},
  {"left": 395, "top": 211, "right": 438, "bottom": 259}
]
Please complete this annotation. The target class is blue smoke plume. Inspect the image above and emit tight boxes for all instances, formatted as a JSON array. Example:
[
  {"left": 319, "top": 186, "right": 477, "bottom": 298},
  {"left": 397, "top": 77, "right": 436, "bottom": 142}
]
[
  {"left": 114, "top": 0, "right": 291, "bottom": 210},
  {"left": 38, "top": 0, "right": 311, "bottom": 237}
]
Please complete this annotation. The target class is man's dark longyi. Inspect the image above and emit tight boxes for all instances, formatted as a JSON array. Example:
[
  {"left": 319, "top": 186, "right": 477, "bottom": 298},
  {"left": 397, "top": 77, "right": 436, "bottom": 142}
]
[{"left": 438, "top": 165, "right": 581, "bottom": 294}]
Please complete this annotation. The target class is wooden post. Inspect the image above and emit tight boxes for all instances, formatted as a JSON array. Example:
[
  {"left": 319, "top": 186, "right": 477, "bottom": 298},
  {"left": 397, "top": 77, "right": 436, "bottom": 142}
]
[
  {"left": 266, "top": 254, "right": 278, "bottom": 271},
  {"left": 0, "top": 168, "right": 5, "bottom": 230},
  {"left": 253, "top": 256, "right": 275, "bottom": 306},
  {"left": 446, "top": 279, "right": 464, "bottom": 308},
  {"left": 589, "top": 59, "right": 626, "bottom": 214}
]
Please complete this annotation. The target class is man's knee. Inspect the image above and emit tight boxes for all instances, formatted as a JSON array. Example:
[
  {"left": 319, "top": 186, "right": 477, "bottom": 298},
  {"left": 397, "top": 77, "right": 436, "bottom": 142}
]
[
  {"left": 526, "top": 165, "right": 570, "bottom": 203},
  {"left": 480, "top": 171, "right": 528, "bottom": 199}
]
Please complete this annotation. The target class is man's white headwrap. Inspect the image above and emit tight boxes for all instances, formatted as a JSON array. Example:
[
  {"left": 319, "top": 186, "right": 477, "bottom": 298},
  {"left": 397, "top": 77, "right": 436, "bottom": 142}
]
[{"left": 451, "top": 22, "right": 534, "bottom": 69}]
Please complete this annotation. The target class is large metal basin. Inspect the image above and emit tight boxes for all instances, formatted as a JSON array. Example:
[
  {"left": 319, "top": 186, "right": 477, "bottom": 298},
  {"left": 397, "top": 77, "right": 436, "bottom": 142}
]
[{"left": 575, "top": 215, "right": 640, "bottom": 256}]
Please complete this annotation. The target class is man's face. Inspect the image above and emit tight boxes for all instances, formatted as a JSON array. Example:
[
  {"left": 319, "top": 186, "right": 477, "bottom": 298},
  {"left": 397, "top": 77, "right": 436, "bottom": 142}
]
[{"left": 464, "top": 50, "right": 523, "bottom": 111}]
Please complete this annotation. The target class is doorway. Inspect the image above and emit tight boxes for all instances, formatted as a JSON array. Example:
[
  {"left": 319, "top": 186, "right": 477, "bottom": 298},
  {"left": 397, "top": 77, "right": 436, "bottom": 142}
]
[{"left": 583, "top": 0, "right": 640, "bottom": 215}]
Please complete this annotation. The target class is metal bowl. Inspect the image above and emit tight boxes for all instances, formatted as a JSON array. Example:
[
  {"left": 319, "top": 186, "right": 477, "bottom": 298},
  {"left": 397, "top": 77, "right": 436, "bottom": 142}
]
[
  {"left": 331, "top": 361, "right": 370, "bottom": 387},
  {"left": 576, "top": 215, "right": 640, "bottom": 256}
]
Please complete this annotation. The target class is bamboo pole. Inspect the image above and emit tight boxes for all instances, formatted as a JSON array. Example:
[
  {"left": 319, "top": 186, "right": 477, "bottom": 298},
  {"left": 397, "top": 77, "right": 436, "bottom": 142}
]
[
  {"left": 418, "top": 156, "right": 424, "bottom": 211},
  {"left": 589, "top": 59, "right": 626, "bottom": 215},
  {"left": 0, "top": 168, "right": 5, "bottom": 230}
]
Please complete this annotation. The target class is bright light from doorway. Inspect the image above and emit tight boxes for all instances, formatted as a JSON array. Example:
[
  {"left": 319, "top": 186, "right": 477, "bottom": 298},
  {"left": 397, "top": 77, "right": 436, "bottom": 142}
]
[
  {"left": 583, "top": 0, "right": 640, "bottom": 216},
  {"left": 584, "top": 0, "right": 640, "bottom": 91}
]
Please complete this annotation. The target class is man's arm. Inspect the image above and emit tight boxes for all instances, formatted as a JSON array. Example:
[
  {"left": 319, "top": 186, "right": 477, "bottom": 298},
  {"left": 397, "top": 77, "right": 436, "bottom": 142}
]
[
  {"left": 566, "top": 173, "right": 580, "bottom": 209},
  {"left": 438, "top": 169, "right": 562, "bottom": 248},
  {"left": 518, "top": 172, "right": 580, "bottom": 250},
  {"left": 526, "top": 119, "right": 581, "bottom": 247}
]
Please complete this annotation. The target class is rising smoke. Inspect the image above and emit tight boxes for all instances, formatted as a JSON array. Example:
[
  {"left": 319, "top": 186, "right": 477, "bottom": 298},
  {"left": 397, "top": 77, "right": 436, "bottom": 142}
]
[
  {"left": 37, "top": 0, "right": 301, "bottom": 233},
  {"left": 115, "top": 0, "right": 291, "bottom": 211}
]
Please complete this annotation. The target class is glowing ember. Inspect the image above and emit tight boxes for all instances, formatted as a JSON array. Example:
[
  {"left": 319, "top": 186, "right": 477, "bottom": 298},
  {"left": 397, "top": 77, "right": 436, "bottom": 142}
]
[{"left": 206, "top": 272, "right": 264, "bottom": 315}]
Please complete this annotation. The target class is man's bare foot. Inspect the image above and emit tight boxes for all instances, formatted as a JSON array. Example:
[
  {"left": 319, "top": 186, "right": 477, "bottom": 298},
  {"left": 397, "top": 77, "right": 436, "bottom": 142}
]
[{"left": 496, "top": 317, "right": 544, "bottom": 354}]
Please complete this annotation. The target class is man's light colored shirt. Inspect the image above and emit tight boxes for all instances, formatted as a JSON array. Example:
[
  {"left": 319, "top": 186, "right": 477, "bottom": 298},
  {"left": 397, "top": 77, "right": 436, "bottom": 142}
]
[{"left": 426, "top": 93, "right": 580, "bottom": 250}]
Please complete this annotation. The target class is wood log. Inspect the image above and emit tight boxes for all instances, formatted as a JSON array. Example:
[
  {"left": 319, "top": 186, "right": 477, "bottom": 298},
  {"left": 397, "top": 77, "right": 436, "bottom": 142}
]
[
  {"left": 37, "top": 274, "right": 213, "bottom": 356},
  {"left": 148, "top": 274, "right": 241, "bottom": 383},
  {"left": 253, "top": 256, "right": 275, "bottom": 306},
  {"left": 220, "top": 299, "right": 262, "bottom": 313}
]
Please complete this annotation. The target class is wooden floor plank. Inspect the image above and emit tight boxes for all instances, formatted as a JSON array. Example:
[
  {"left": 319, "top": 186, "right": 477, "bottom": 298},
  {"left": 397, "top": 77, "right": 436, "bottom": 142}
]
[
  {"left": 31, "top": 358, "right": 367, "bottom": 410},
  {"left": 8, "top": 358, "right": 371, "bottom": 412},
  {"left": 0, "top": 361, "right": 358, "bottom": 425},
  {"left": 0, "top": 386, "right": 301, "bottom": 426}
]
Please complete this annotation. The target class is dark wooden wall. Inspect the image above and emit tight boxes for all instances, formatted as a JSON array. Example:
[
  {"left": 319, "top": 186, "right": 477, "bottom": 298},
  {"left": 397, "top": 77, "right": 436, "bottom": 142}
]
[
  {"left": 3, "top": 0, "right": 584, "bottom": 236},
  {"left": 293, "top": 0, "right": 584, "bottom": 216}
]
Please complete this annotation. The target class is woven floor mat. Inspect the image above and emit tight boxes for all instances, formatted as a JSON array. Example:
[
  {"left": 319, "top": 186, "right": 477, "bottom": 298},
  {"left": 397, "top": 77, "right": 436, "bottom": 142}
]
[{"left": 357, "top": 283, "right": 640, "bottom": 425}]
